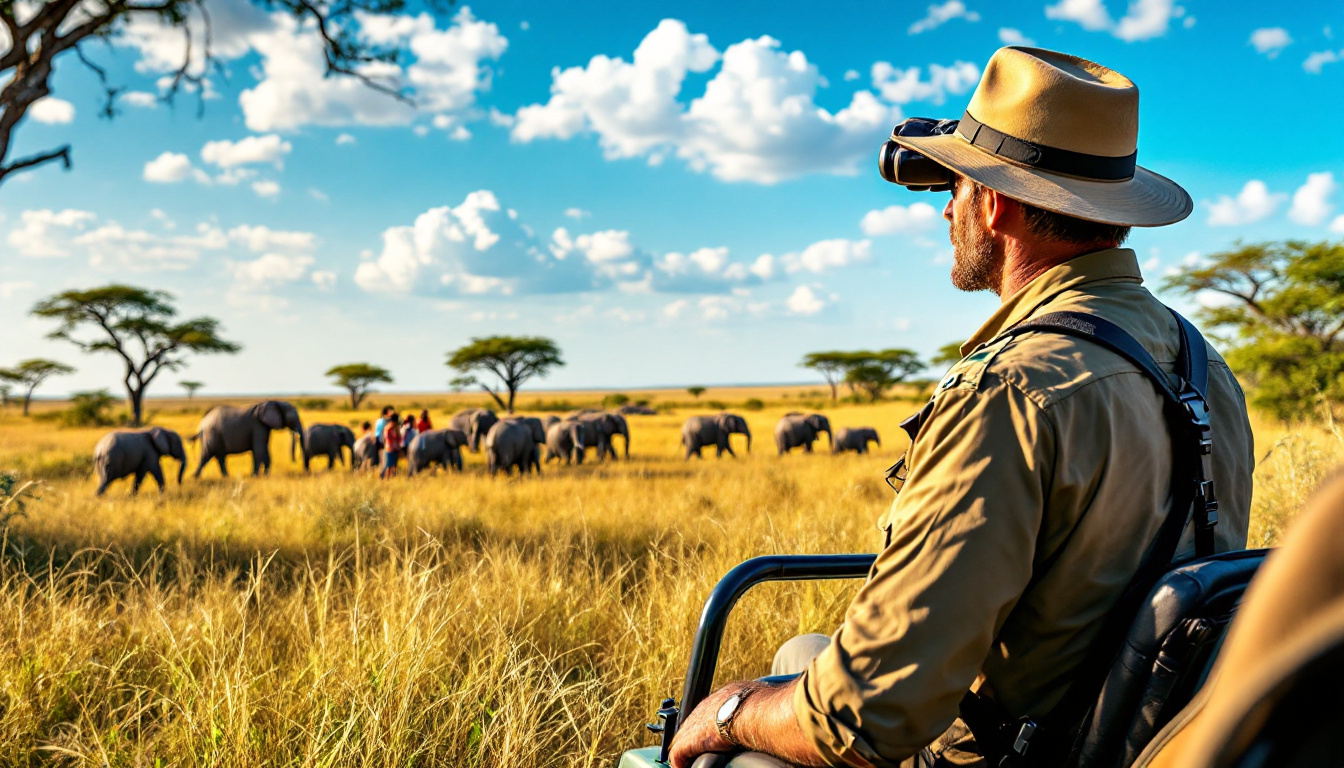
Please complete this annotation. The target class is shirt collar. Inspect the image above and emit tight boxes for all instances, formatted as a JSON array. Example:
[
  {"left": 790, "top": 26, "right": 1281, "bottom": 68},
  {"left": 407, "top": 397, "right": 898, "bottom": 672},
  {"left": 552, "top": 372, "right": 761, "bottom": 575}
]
[{"left": 961, "top": 248, "right": 1144, "bottom": 355}]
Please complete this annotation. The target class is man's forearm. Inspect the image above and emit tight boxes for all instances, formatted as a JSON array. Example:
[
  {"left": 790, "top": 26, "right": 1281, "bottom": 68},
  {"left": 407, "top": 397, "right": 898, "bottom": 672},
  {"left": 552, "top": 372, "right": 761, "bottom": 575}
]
[{"left": 732, "top": 679, "right": 829, "bottom": 767}]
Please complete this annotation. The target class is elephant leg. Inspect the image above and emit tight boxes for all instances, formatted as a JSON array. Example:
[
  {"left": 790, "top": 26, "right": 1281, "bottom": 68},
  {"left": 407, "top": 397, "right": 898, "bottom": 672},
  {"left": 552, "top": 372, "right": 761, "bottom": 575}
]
[
  {"left": 216, "top": 453, "right": 229, "bottom": 477},
  {"left": 95, "top": 469, "right": 112, "bottom": 496},
  {"left": 803, "top": 441, "right": 813, "bottom": 453},
  {"left": 149, "top": 463, "right": 166, "bottom": 492},
  {"left": 131, "top": 470, "right": 145, "bottom": 495},
  {"left": 194, "top": 450, "right": 210, "bottom": 479}
]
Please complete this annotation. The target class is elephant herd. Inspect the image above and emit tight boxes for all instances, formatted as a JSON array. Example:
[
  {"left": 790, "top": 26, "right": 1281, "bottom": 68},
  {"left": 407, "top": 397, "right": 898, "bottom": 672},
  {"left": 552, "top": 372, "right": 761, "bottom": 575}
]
[{"left": 90, "top": 400, "right": 882, "bottom": 495}]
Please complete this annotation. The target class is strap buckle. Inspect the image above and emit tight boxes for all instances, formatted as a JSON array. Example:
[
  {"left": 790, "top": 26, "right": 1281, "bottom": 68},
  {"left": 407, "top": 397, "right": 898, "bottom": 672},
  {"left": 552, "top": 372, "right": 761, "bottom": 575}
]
[
  {"left": 1177, "top": 383, "right": 1220, "bottom": 551},
  {"left": 997, "top": 718, "right": 1042, "bottom": 767}
]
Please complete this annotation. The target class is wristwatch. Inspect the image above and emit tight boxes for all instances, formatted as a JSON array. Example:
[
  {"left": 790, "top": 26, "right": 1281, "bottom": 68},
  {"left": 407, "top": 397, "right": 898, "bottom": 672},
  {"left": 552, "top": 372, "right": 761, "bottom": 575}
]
[{"left": 715, "top": 687, "right": 755, "bottom": 744}]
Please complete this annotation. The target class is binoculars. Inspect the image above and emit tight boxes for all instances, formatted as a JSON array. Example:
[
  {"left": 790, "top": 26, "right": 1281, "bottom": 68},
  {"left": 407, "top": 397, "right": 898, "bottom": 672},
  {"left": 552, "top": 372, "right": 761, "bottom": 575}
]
[{"left": 877, "top": 117, "right": 959, "bottom": 192}]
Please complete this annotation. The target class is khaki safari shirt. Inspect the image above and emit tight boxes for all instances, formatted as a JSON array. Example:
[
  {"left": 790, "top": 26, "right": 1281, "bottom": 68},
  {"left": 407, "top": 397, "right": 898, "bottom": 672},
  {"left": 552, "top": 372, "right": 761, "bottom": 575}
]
[{"left": 794, "top": 249, "right": 1254, "bottom": 767}]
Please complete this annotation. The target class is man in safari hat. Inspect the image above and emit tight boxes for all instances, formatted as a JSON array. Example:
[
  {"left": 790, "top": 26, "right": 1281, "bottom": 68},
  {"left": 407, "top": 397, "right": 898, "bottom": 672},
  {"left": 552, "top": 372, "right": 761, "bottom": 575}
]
[{"left": 669, "top": 47, "right": 1255, "bottom": 768}]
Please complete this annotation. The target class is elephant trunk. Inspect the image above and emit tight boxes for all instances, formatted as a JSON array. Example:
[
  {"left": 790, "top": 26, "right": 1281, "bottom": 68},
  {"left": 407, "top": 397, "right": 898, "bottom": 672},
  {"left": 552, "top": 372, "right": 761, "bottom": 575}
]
[
  {"left": 291, "top": 431, "right": 297, "bottom": 462},
  {"left": 743, "top": 426, "right": 752, "bottom": 453},
  {"left": 824, "top": 427, "right": 832, "bottom": 447},
  {"left": 621, "top": 423, "right": 630, "bottom": 459}
]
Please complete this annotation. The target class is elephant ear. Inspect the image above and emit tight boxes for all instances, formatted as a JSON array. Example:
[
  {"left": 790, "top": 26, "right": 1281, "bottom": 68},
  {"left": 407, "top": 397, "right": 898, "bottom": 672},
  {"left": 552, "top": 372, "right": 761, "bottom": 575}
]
[
  {"left": 149, "top": 428, "right": 172, "bottom": 455},
  {"left": 257, "top": 401, "right": 285, "bottom": 429}
]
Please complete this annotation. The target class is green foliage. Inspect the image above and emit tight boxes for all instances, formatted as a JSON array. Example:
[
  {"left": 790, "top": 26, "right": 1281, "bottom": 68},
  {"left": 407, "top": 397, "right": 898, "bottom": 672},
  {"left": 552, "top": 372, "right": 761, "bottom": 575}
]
[
  {"left": 799, "top": 352, "right": 853, "bottom": 402},
  {"left": 742, "top": 398, "right": 765, "bottom": 411},
  {"left": 62, "top": 390, "right": 117, "bottom": 428},
  {"left": 1164, "top": 240, "right": 1344, "bottom": 420},
  {"left": 0, "top": 358, "right": 75, "bottom": 416},
  {"left": 601, "top": 393, "right": 630, "bottom": 408},
  {"left": 930, "top": 341, "right": 965, "bottom": 369},
  {"left": 446, "top": 336, "right": 564, "bottom": 413},
  {"left": 179, "top": 380, "right": 204, "bottom": 399},
  {"left": 295, "top": 398, "right": 334, "bottom": 411},
  {"left": 0, "top": 471, "right": 39, "bottom": 530},
  {"left": 686, "top": 386, "right": 706, "bottom": 399},
  {"left": 525, "top": 399, "right": 581, "bottom": 413},
  {"left": 31, "top": 285, "right": 240, "bottom": 425},
  {"left": 326, "top": 363, "right": 394, "bottom": 409},
  {"left": 843, "top": 349, "right": 927, "bottom": 402}
]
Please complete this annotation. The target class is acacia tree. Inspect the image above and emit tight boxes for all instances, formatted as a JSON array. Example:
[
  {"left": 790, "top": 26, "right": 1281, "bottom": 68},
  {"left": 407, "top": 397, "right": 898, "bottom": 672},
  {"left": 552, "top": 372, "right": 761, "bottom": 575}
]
[
  {"left": 1165, "top": 240, "right": 1344, "bottom": 420},
  {"left": 179, "top": 380, "right": 203, "bottom": 400},
  {"left": 326, "top": 363, "right": 392, "bottom": 409},
  {"left": 800, "top": 352, "right": 857, "bottom": 402},
  {"left": 0, "top": 358, "right": 75, "bottom": 415},
  {"left": 31, "top": 285, "right": 240, "bottom": 425},
  {"left": 843, "top": 349, "right": 926, "bottom": 402},
  {"left": 447, "top": 336, "right": 563, "bottom": 414},
  {"left": 930, "top": 341, "right": 965, "bottom": 369},
  {"left": 686, "top": 386, "right": 706, "bottom": 399},
  {"left": 0, "top": 0, "right": 419, "bottom": 186}
]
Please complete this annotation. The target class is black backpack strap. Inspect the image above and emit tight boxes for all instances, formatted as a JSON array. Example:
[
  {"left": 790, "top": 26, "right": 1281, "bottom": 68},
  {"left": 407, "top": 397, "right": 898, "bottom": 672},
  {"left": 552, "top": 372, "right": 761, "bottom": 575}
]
[{"left": 957, "top": 309, "right": 1220, "bottom": 767}]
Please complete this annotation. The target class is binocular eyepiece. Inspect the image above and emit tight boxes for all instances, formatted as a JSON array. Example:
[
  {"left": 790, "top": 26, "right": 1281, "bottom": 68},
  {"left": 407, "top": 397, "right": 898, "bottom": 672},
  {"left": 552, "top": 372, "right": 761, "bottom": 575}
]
[{"left": 878, "top": 117, "right": 959, "bottom": 192}]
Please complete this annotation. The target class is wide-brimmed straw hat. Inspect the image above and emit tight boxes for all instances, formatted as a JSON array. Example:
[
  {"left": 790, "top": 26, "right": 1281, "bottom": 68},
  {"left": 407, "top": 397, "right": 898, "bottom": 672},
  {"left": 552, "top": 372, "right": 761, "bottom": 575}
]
[{"left": 893, "top": 46, "right": 1192, "bottom": 227}]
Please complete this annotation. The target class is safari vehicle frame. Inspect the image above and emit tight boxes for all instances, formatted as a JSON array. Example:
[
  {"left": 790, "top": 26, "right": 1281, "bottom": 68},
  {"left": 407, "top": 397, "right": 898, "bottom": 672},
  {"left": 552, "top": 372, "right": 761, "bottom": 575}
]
[{"left": 620, "top": 548, "right": 1266, "bottom": 768}]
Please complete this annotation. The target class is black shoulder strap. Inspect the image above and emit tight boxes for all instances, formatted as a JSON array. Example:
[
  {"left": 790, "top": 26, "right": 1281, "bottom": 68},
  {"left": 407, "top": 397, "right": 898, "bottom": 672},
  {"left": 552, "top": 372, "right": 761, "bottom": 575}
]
[{"left": 958, "top": 308, "right": 1220, "bottom": 767}]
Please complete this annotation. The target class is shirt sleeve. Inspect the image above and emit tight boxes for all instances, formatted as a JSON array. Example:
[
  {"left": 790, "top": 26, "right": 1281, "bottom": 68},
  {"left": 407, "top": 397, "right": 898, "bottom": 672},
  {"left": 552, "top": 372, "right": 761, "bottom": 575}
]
[{"left": 795, "top": 378, "right": 1056, "bottom": 767}]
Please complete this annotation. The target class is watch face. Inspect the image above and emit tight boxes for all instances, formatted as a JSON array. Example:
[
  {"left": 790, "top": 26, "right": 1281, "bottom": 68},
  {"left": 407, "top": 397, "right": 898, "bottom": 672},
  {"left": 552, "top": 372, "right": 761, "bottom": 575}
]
[{"left": 716, "top": 693, "right": 741, "bottom": 725}]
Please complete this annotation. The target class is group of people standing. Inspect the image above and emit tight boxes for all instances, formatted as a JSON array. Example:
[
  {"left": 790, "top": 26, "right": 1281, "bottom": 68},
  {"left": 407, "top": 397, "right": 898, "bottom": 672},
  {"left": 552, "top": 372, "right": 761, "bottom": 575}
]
[{"left": 361, "top": 406, "right": 433, "bottom": 479}]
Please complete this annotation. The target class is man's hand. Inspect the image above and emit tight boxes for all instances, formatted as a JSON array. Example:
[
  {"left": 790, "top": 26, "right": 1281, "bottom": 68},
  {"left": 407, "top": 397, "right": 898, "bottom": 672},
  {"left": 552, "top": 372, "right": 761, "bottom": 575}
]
[{"left": 668, "top": 681, "right": 752, "bottom": 768}]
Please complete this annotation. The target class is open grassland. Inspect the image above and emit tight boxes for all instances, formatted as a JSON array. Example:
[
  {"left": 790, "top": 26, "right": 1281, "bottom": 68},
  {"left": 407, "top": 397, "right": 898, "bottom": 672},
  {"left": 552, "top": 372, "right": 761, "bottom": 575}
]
[{"left": 0, "top": 390, "right": 1334, "bottom": 766}]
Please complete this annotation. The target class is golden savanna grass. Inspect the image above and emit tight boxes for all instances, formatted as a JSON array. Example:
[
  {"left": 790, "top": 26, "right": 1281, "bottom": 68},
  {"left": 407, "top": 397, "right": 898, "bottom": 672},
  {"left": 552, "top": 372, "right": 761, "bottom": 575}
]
[{"left": 0, "top": 387, "right": 1333, "bottom": 766}]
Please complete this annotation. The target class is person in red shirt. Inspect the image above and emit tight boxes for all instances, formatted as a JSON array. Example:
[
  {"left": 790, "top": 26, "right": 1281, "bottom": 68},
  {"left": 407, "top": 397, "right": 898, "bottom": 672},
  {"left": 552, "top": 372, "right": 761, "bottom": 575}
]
[
  {"left": 380, "top": 412, "right": 402, "bottom": 479},
  {"left": 417, "top": 409, "right": 433, "bottom": 434}
]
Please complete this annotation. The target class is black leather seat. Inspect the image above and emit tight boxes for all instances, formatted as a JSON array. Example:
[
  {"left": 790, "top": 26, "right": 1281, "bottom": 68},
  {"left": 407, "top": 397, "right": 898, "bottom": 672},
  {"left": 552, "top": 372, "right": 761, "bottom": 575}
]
[{"left": 1071, "top": 549, "right": 1268, "bottom": 768}]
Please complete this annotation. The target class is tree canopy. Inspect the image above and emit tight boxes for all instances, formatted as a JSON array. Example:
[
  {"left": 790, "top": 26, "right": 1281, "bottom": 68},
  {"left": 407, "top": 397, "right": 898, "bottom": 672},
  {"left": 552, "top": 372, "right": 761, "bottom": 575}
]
[
  {"left": 800, "top": 352, "right": 854, "bottom": 402},
  {"left": 0, "top": 358, "right": 75, "bottom": 415},
  {"left": 930, "top": 341, "right": 965, "bottom": 369},
  {"left": 1164, "top": 239, "right": 1344, "bottom": 420},
  {"left": 326, "top": 363, "right": 393, "bottom": 410},
  {"left": 0, "top": 0, "right": 424, "bottom": 187},
  {"left": 447, "top": 336, "right": 563, "bottom": 414},
  {"left": 843, "top": 349, "right": 926, "bottom": 402},
  {"left": 32, "top": 285, "right": 240, "bottom": 425},
  {"left": 179, "top": 380, "right": 204, "bottom": 400}
]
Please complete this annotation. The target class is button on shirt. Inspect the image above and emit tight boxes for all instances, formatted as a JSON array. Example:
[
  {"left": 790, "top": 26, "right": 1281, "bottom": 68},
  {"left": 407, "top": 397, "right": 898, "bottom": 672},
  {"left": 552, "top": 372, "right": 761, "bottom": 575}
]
[{"left": 794, "top": 249, "right": 1255, "bottom": 767}]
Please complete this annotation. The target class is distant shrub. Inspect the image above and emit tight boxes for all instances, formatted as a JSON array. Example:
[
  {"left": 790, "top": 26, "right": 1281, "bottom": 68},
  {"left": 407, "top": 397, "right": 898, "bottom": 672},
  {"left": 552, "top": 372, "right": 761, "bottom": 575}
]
[
  {"left": 602, "top": 393, "right": 630, "bottom": 408},
  {"left": 295, "top": 398, "right": 332, "bottom": 411},
  {"left": 528, "top": 399, "right": 582, "bottom": 413},
  {"left": 705, "top": 400, "right": 727, "bottom": 410},
  {"left": 742, "top": 398, "right": 765, "bottom": 411},
  {"left": 34, "top": 390, "right": 117, "bottom": 428}
]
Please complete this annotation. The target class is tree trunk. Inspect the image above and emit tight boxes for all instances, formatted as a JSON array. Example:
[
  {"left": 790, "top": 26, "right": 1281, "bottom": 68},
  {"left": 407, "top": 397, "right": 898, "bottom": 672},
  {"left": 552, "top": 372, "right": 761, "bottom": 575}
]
[
  {"left": 506, "top": 385, "right": 516, "bottom": 414},
  {"left": 828, "top": 380, "right": 837, "bottom": 402},
  {"left": 22, "top": 386, "right": 33, "bottom": 416},
  {"left": 350, "top": 389, "right": 361, "bottom": 410},
  {"left": 128, "top": 385, "right": 144, "bottom": 426}
]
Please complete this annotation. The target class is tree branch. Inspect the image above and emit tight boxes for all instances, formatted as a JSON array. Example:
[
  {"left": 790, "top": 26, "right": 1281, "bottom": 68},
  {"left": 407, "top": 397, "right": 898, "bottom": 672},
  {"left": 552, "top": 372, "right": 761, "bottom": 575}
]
[{"left": 0, "top": 145, "right": 71, "bottom": 182}]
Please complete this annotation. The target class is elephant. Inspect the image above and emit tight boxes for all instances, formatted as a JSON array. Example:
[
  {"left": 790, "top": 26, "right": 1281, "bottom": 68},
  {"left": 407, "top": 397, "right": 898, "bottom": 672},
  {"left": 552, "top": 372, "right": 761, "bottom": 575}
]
[
  {"left": 94, "top": 427, "right": 187, "bottom": 495},
  {"left": 618, "top": 403, "right": 657, "bottom": 416},
  {"left": 544, "top": 419, "right": 586, "bottom": 465},
  {"left": 485, "top": 419, "right": 543, "bottom": 476},
  {"left": 408, "top": 429, "right": 469, "bottom": 474},
  {"left": 302, "top": 423, "right": 355, "bottom": 470},
  {"left": 571, "top": 411, "right": 629, "bottom": 460},
  {"left": 191, "top": 400, "right": 304, "bottom": 477},
  {"left": 775, "top": 412, "right": 832, "bottom": 455},
  {"left": 681, "top": 413, "right": 751, "bottom": 460},
  {"left": 832, "top": 426, "right": 881, "bottom": 455},
  {"left": 449, "top": 408, "right": 499, "bottom": 453},
  {"left": 567, "top": 413, "right": 625, "bottom": 463},
  {"left": 352, "top": 434, "right": 379, "bottom": 470}
]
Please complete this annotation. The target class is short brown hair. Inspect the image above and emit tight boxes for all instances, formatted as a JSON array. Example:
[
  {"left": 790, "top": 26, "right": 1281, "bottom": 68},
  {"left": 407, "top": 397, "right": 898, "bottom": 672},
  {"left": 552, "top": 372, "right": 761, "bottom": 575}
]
[
  {"left": 964, "top": 178, "right": 1131, "bottom": 246},
  {"left": 1020, "top": 200, "right": 1131, "bottom": 246}
]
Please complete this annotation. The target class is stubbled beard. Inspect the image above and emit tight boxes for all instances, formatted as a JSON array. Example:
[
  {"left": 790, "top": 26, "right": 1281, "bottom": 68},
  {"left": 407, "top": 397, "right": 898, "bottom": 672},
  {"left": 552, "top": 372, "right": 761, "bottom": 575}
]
[{"left": 949, "top": 194, "right": 1002, "bottom": 294}]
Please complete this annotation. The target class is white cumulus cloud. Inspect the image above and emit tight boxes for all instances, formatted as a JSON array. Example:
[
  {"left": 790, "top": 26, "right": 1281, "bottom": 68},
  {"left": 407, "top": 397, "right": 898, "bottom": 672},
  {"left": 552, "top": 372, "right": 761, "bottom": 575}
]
[
  {"left": 1250, "top": 27, "right": 1292, "bottom": 57},
  {"left": 909, "top": 1, "right": 980, "bottom": 35},
  {"left": 30, "top": 97, "right": 75, "bottom": 124},
  {"left": 870, "top": 61, "right": 979, "bottom": 105},
  {"left": 785, "top": 285, "right": 826, "bottom": 315},
  {"left": 228, "top": 252, "right": 315, "bottom": 289},
  {"left": 7, "top": 209, "right": 96, "bottom": 257},
  {"left": 143, "top": 152, "right": 198, "bottom": 183},
  {"left": 201, "top": 134, "right": 292, "bottom": 168},
  {"left": 511, "top": 20, "right": 900, "bottom": 184},
  {"left": 1304, "top": 50, "right": 1342, "bottom": 73},
  {"left": 1045, "top": 0, "right": 1186, "bottom": 42},
  {"left": 860, "top": 202, "right": 941, "bottom": 236},
  {"left": 1289, "top": 172, "right": 1337, "bottom": 226},
  {"left": 781, "top": 238, "right": 872, "bottom": 274},
  {"left": 998, "top": 27, "right": 1036, "bottom": 46},
  {"left": 1204, "top": 180, "right": 1285, "bottom": 226},
  {"left": 252, "top": 180, "right": 281, "bottom": 198}
]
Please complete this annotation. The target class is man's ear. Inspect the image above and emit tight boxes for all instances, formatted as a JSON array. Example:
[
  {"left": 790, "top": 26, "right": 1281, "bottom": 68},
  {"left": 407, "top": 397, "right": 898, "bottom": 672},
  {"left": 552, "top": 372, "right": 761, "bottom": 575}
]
[{"left": 984, "top": 187, "right": 1022, "bottom": 234}]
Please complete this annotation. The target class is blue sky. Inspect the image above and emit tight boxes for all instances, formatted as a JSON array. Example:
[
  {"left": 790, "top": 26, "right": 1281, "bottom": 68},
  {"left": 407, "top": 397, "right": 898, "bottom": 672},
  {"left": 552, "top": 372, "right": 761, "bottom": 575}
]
[{"left": 2, "top": 0, "right": 1343, "bottom": 397}]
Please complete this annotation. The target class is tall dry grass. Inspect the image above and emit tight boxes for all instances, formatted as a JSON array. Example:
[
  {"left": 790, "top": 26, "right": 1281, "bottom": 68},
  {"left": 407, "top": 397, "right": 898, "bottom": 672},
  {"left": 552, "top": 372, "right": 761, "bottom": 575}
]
[{"left": 0, "top": 394, "right": 1331, "bottom": 765}]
